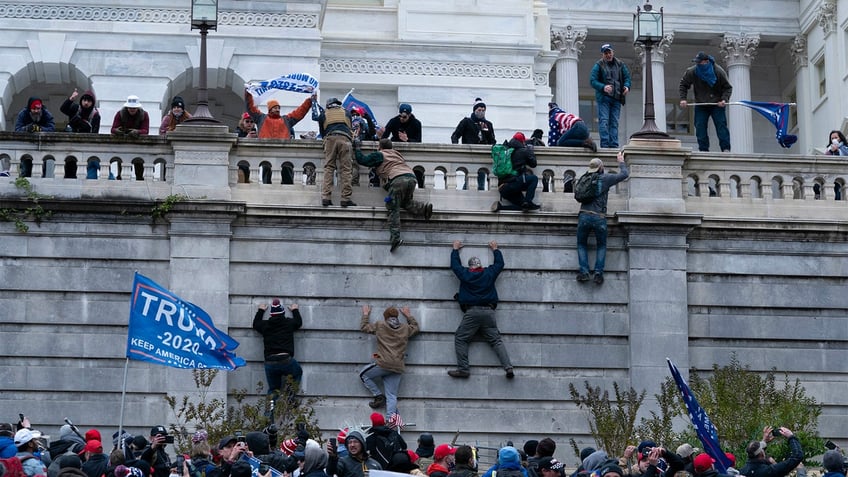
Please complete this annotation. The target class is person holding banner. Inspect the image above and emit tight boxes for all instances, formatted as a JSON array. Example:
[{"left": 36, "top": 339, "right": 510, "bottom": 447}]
[
  {"left": 312, "top": 97, "right": 356, "bottom": 207},
  {"left": 244, "top": 89, "right": 314, "bottom": 140},
  {"left": 253, "top": 300, "right": 304, "bottom": 410},
  {"left": 679, "top": 52, "right": 733, "bottom": 152}
]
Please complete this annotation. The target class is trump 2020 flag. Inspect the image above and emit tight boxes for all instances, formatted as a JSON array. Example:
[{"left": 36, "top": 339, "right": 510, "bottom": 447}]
[
  {"left": 127, "top": 273, "right": 245, "bottom": 370},
  {"left": 667, "top": 358, "right": 733, "bottom": 473},
  {"left": 342, "top": 91, "right": 381, "bottom": 129},
  {"left": 245, "top": 73, "right": 319, "bottom": 100},
  {"left": 738, "top": 100, "right": 797, "bottom": 149}
]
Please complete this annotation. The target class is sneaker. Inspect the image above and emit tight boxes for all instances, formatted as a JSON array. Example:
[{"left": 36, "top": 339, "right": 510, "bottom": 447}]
[
  {"left": 322, "top": 199, "right": 333, "bottom": 207},
  {"left": 594, "top": 273, "right": 604, "bottom": 285},
  {"left": 491, "top": 201, "right": 501, "bottom": 213},
  {"left": 368, "top": 394, "right": 386, "bottom": 409},
  {"left": 390, "top": 239, "right": 403, "bottom": 253},
  {"left": 584, "top": 138, "right": 598, "bottom": 153},
  {"left": 340, "top": 200, "right": 357, "bottom": 207},
  {"left": 447, "top": 369, "right": 470, "bottom": 378},
  {"left": 522, "top": 202, "right": 540, "bottom": 211},
  {"left": 424, "top": 203, "right": 433, "bottom": 220},
  {"left": 505, "top": 368, "right": 515, "bottom": 379},
  {"left": 576, "top": 272, "right": 591, "bottom": 282}
]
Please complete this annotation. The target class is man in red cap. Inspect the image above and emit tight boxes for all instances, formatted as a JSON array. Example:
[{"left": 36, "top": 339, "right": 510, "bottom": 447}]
[
  {"left": 427, "top": 444, "right": 456, "bottom": 477},
  {"left": 366, "top": 412, "right": 407, "bottom": 469},
  {"left": 80, "top": 440, "right": 108, "bottom": 477},
  {"left": 15, "top": 96, "right": 56, "bottom": 133},
  {"left": 492, "top": 132, "right": 540, "bottom": 212},
  {"left": 253, "top": 298, "right": 303, "bottom": 415}
]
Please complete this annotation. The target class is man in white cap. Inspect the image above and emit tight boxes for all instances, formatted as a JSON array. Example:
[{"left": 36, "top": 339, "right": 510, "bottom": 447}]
[
  {"left": 15, "top": 428, "right": 47, "bottom": 477},
  {"left": 111, "top": 95, "right": 150, "bottom": 138},
  {"left": 574, "top": 151, "right": 629, "bottom": 285}
]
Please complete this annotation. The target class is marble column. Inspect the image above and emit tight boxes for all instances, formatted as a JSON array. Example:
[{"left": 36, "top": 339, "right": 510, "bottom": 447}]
[
  {"left": 720, "top": 33, "right": 759, "bottom": 153},
  {"left": 635, "top": 33, "right": 674, "bottom": 133},
  {"left": 551, "top": 25, "right": 586, "bottom": 115},
  {"left": 790, "top": 35, "right": 810, "bottom": 153}
]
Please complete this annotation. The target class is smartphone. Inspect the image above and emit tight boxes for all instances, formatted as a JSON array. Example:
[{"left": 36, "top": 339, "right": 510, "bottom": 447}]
[
  {"left": 825, "top": 440, "right": 837, "bottom": 450},
  {"left": 329, "top": 438, "right": 337, "bottom": 449},
  {"left": 772, "top": 428, "right": 781, "bottom": 437},
  {"left": 165, "top": 435, "right": 175, "bottom": 444}
]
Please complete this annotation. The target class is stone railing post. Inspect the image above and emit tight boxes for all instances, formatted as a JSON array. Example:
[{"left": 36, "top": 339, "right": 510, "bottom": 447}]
[{"left": 168, "top": 124, "right": 236, "bottom": 200}]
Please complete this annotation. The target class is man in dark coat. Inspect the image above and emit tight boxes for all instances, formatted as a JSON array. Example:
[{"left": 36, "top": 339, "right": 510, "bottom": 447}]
[{"left": 492, "top": 132, "right": 539, "bottom": 212}]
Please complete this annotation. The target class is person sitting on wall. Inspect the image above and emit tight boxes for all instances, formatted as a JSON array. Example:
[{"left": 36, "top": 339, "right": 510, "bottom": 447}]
[{"left": 111, "top": 95, "right": 150, "bottom": 138}]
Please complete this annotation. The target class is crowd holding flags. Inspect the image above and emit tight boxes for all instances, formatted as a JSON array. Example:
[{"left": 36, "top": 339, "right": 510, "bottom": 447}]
[
  {"left": 667, "top": 358, "right": 733, "bottom": 473},
  {"left": 342, "top": 89, "right": 381, "bottom": 130},
  {"left": 126, "top": 272, "right": 245, "bottom": 371}
]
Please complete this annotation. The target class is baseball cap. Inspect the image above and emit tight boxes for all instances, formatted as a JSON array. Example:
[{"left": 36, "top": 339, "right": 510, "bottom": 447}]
[
  {"left": 694, "top": 454, "right": 715, "bottom": 473},
  {"left": 434, "top": 444, "right": 456, "bottom": 461},
  {"left": 150, "top": 426, "right": 167, "bottom": 437},
  {"left": 538, "top": 457, "right": 565, "bottom": 471},
  {"left": 218, "top": 436, "right": 237, "bottom": 449},
  {"left": 79, "top": 440, "right": 104, "bottom": 455},
  {"left": 601, "top": 43, "right": 613, "bottom": 52},
  {"left": 14, "top": 428, "right": 34, "bottom": 446}
]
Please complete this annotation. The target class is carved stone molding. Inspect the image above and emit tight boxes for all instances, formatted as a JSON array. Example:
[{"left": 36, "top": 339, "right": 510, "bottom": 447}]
[
  {"left": 720, "top": 32, "right": 760, "bottom": 67},
  {"left": 534, "top": 73, "right": 548, "bottom": 86},
  {"left": 550, "top": 25, "right": 586, "bottom": 60},
  {"left": 790, "top": 35, "right": 808, "bottom": 68},
  {"left": 0, "top": 4, "right": 318, "bottom": 27},
  {"left": 816, "top": 0, "right": 837, "bottom": 36},
  {"left": 631, "top": 164, "right": 681, "bottom": 178},
  {"left": 320, "top": 58, "right": 532, "bottom": 80}
]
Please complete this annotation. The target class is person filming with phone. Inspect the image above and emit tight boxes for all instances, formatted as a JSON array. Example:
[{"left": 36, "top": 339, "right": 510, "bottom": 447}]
[
  {"left": 739, "top": 426, "right": 803, "bottom": 477},
  {"left": 148, "top": 426, "right": 174, "bottom": 477}
]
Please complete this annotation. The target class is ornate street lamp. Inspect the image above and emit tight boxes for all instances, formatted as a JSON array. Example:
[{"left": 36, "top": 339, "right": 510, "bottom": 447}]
[
  {"left": 185, "top": 0, "right": 220, "bottom": 123},
  {"left": 630, "top": 1, "right": 670, "bottom": 139}
]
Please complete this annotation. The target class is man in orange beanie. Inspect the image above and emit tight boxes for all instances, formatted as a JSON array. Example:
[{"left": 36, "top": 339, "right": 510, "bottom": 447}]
[
  {"left": 358, "top": 304, "right": 420, "bottom": 418},
  {"left": 244, "top": 89, "right": 314, "bottom": 139}
]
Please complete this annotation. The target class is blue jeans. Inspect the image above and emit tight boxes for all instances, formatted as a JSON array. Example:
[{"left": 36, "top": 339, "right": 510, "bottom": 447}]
[
  {"left": 264, "top": 357, "right": 303, "bottom": 402},
  {"left": 499, "top": 173, "right": 538, "bottom": 207},
  {"left": 577, "top": 212, "right": 608, "bottom": 275},
  {"left": 597, "top": 96, "right": 622, "bottom": 148},
  {"left": 694, "top": 105, "right": 731, "bottom": 152},
  {"left": 359, "top": 363, "right": 403, "bottom": 416},
  {"left": 556, "top": 120, "right": 589, "bottom": 147}
]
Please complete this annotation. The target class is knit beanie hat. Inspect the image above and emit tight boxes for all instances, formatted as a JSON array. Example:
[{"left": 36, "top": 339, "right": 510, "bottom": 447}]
[{"left": 270, "top": 299, "right": 284, "bottom": 316}]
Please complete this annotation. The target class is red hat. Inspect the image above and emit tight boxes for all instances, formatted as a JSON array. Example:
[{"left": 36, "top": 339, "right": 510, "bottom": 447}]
[
  {"left": 30, "top": 99, "right": 43, "bottom": 109},
  {"left": 724, "top": 453, "right": 736, "bottom": 467},
  {"left": 694, "top": 454, "right": 715, "bottom": 473},
  {"left": 337, "top": 428, "right": 348, "bottom": 443},
  {"left": 79, "top": 440, "right": 103, "bottom": 455},
  {"left": 280, "top": 439, "right": 297, "bottom": 456},
  {"left": 407, "top": 450, "right": 419, "bottom": 463},
  {"left": 370, "top": 412, "right": 386, "bottom": 427},
  {"left": 242, "top": 112, "right": 251, "bottom": 120},
  {"left": 434, "top": 444, "right": 456, "bottom": 461},
  {"left": 512, "top": 132, "right": 526, "bottom": 143},
  {"left": 85, "top": 429, "right": 102, "bottom": 442}
]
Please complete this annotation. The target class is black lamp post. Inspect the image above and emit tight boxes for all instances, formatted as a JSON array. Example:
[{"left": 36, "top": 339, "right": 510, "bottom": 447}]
[
  {"left": 630, "top": 1, "right": 670, "bottom": 139},
  {"left": 185, "top": 0, "right": 220, "bottom": 124}
]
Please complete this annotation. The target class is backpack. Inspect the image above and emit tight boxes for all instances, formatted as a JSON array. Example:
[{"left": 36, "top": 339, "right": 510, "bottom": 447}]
[
  {"left": 573, "top": 171, "right": 602, "bottom": 203},
  {"left": 1, "top": 456, "right": 28, "bottom": 477},
  {"left": 370, "top": 432, "right": 404, "bottom": 469},
  {"left": 491, "top": 144, "right": 516, "bottom": 179}
]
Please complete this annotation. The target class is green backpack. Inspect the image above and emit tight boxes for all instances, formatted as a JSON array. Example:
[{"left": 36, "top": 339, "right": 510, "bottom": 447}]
[{"left": 491, "top": 144, "right": 516, "bottom": 179}]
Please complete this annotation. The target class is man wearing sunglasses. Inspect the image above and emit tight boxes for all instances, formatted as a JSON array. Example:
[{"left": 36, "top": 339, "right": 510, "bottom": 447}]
[{"left": 381, "top": 103, "right": 422, "bottom": 143}]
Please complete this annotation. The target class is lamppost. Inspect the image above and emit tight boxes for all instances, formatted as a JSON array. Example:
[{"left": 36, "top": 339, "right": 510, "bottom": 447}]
[
  {"left": 630, "top": 1, "right": 670, "bottom": 139},
  {"left": 185, "top": 0, "right": 220, "bottom": 124}
]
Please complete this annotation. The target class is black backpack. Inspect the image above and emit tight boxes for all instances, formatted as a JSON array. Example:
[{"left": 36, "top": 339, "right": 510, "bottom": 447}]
[
  {"left": 370, "top": 432, "right": 404, "bottom": 469},
  {"left": 573, "top": 171, "right": 602, "bottom": 203}
]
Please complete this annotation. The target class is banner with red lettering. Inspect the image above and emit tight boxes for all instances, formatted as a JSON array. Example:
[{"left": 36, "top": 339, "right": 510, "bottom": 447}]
[{"left": 126, "top": 273, "right": 245, "bottom": 370}]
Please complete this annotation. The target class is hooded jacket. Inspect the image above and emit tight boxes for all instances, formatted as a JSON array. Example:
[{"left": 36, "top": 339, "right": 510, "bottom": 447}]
[
  {"left": 253, "top": 307, "right": 303, "bottom": 358},
  {"left": 481, "top": 447, "right": 528, "bottom": 477},
  {"left": 15, "top": 96, "right": 56, "bottom": 132},
  {"left": 302, "top": 446, "right": 330, "bottom": 477},
  {"left": 327, "top": 431, "right": 381, "bottom": 477},
  {"left": 506, "top": 138, "right": 537, "bottom": 175},
  {"left": 60, "top": 90, "right": 101, "bottom": 133},
  {"left": 245, "top": 432, "right": 291, "bottom": 474},
  {"left": 738, "top": 436, "right": 803, "bottom": 477},
  {"left": 360, "top": 311, "right": 420, "bottom": 374}
]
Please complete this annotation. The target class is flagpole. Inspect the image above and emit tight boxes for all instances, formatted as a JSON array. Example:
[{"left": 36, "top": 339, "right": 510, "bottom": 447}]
[
  {"left": 116, "top": 357, "right": 130, "bottom": 450},
  {"left": 686, "top": 102, "right": 797, "bottom": 106},
  {"left": 342, "top": 88, "right": 355, "bottom": 104}
]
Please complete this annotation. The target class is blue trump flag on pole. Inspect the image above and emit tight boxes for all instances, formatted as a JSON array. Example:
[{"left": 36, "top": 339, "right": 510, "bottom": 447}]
[
  {"left": 667, "top": 358, "right": 733, "bottom": 473},
  {"left": 126, "top": 273, "right": 246, "bottom": 370},
  {"left": 737, "top": 100, "right": 797, "bottom": 149},
  {"left": 342, "top": 90, "right": 381, "bottom": 129}
]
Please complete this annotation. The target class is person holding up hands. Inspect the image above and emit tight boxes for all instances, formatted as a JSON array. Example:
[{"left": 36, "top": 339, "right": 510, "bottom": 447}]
[
  {"left": 253, "top": 299, "right": 304, "bottom": 411},
  {"left": 358, "top": 304, "right": 420, "bottom": 418}
]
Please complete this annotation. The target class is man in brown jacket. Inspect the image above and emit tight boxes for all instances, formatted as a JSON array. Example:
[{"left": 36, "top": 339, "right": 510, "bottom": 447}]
[
  {"left": 358, "top": 304, "right": 420, "bottom": 418},
  {"left": 354, "top": 138, "right": 433, "bottom": 252}
]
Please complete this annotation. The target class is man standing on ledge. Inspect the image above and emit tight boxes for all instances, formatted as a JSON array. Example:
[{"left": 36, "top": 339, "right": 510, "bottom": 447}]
[
  {"left": 576, "top": 151, "right": 629, "bottom": 285},
  {"left": 679, "top": 51, "right": 733, "bottom": 152},
  {"left": 448, "top": 240, "right": 514, "bottom": 379},
  {"left": 590, "top": 43, "right": 631, "bottom": 149}
]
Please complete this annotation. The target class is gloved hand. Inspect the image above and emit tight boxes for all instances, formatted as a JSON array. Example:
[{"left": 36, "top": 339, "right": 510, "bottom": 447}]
[{"left": 128, "top": 129, "right": 140, "bottom": 139}]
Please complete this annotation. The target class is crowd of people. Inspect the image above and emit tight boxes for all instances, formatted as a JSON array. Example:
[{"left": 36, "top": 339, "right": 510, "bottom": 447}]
[{"left": 3, "top": 414, "right": 842, "bottom": 477}]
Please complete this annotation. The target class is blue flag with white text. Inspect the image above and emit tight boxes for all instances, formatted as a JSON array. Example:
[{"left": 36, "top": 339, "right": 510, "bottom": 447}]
[
  {"left": 127, "top": 273, "right": 245, "bottom": 370},
  {"left": 667, "top": 358, "right": 732, "bottom": 473},
  {"left": 245, "top": 73, "right": 319, "bottom": 101},
  {"left": 738, "top": 100, "right": 797, "bottom": 148},
  {"left": 342, "top": 92, "right": 381, "bottom": 129}
]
